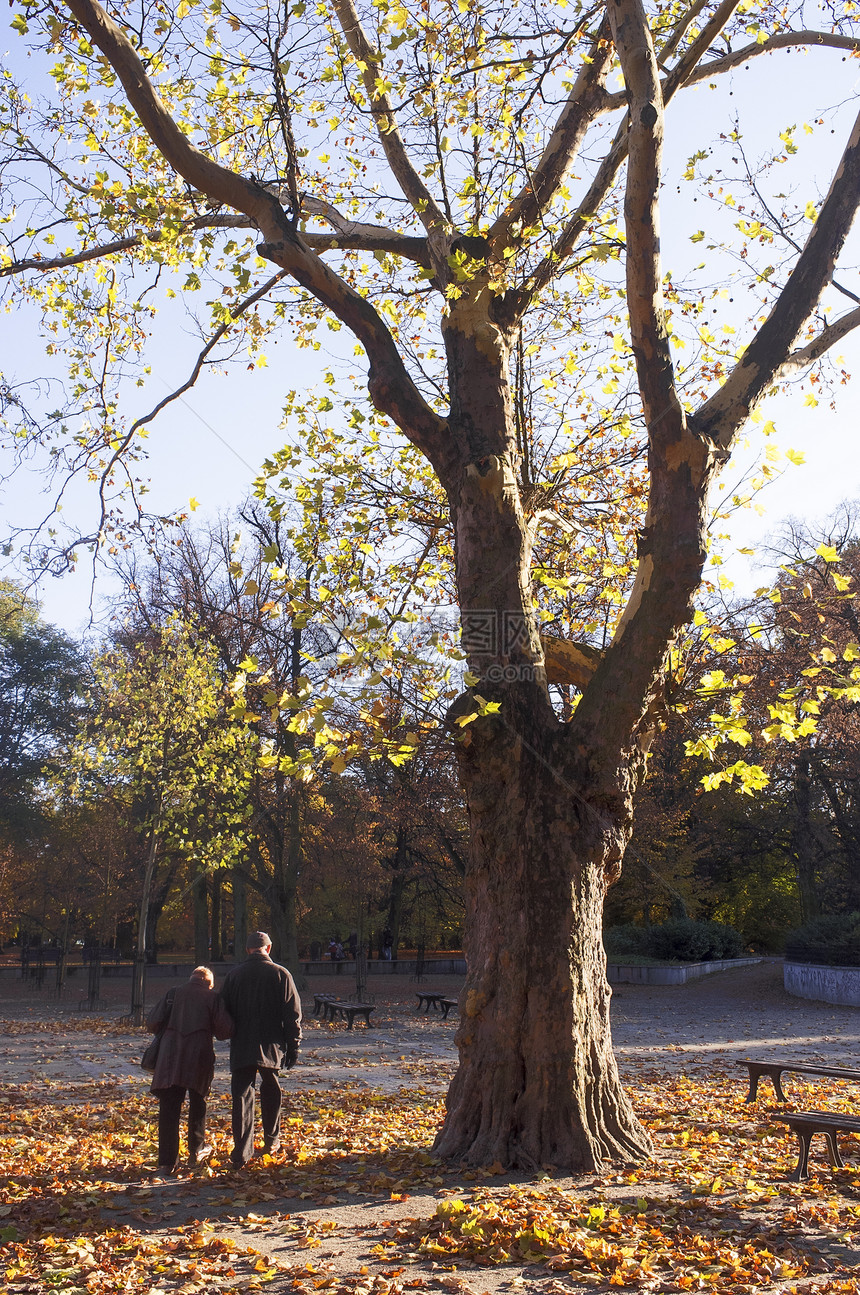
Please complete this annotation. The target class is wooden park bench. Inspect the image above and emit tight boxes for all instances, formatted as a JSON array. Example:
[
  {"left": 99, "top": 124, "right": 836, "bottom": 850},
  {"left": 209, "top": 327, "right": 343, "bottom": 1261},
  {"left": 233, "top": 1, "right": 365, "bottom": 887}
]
[
  {"left": 321, "top": 1000, "right": 375, "bottom": 1029},
  {"left": 416, "top": 992, "right": 444, "bottom": 1012},
  {"left": 736, "top": 1058, "right": 860, "bottom": 1103},
  {"left": 312, "top": 993, "right": 337, "bottom": 1016},
  {"left": 440, "top": 997, "right": 458, "bottom": 1019},
  {"left": 771, "top": 1110, "right": 860, "bottom": 1180}
]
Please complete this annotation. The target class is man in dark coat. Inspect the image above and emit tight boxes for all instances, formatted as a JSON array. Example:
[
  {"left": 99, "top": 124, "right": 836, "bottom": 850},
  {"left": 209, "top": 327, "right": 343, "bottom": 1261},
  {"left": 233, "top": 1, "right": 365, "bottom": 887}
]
[
  {"left": 146, "top": 965, "right": 234, "bottom": 1174},
  {"left": 220, "top": 930, "right": 302, "bottom": 1168}
]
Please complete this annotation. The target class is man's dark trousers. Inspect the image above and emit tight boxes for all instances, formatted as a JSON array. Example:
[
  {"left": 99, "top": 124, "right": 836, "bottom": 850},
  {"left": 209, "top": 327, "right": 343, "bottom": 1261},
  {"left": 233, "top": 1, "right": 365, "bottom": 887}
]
[{"left": 230, "top": 1065, "right": 281, "bottom": 1165}]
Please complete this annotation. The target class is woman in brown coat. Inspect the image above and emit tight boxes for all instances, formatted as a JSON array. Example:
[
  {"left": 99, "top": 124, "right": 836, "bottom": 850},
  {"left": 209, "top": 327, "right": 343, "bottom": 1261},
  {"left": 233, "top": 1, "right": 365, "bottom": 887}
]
[{"left": 146, "top": 966, "right": 234, "bottom": 1174}]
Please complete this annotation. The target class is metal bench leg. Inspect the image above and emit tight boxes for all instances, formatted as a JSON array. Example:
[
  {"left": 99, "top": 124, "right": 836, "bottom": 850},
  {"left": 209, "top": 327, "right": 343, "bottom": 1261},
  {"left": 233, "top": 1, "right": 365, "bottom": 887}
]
[
  {"left": 772, "top": 1071, "right": 788, "bottom": 1103},
  {"left": 789, "top": 1130, "right": 813, "bottom": 1182},
  {"left": 825, "top": 1131, "right": 844, "bottom": 1169},
  {"left": 745, "top": 1070, "right": 759, "bottom": 1102}
]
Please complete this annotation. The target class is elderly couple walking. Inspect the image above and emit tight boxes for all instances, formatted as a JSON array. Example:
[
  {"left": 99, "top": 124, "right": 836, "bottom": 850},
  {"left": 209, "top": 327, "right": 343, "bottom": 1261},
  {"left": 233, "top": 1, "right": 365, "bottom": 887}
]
[{"left": 146, "top": 931, "right": 302, "bottom": 1174}]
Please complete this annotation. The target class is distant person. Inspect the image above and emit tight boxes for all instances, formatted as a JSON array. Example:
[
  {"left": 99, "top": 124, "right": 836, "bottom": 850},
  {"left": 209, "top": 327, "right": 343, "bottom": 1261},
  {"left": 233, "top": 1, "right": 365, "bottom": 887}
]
[
  {"left": 382, "top": 927, "right": 393, "bottom": 961},
  {"left": 146, "top": 966, "right": 234, "bottom": 1175},
  {"left": 220, "top": 931, "right": 302, "bottom": 1169},
  {"left": 309, "top": 939, "right": 322, "bottom": 961}
]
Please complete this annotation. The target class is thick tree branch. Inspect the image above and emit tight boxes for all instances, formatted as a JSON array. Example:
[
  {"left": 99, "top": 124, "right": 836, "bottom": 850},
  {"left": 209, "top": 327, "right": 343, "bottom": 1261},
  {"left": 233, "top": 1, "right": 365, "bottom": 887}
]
[
  {"left": 609, "top": 0, "right": 680, "bottom": 436},
  {"left": 0, "top": 215, "right": 250, "bottom": 277},
  {"left": 527, "top": 0, "right": 752, "bottom": 302},
  {"left": 572, "top": 0, "right": 723, "bottom": 759},
  {"left": 61, "top": 0, "right": 453, "bottom": 477},
  {"left": 541, "top": 635, "right": 602, "bottom": 689},
  {"left": 659, "top": 0, "right": 742, "bottom": 98},
  {"left": 783, "top": 305, "right": 860, "bottom": 371},
  {"left": 329, "top": 0, "right": 449, "bottom": 239},
  {"left": 488, "top": 21, "right": 615, "bottom": 250},
  {"left": 698, "top": 102, "right": 860, "bottom": 446},
  {"left": 681, "top": 30, "right": 860, "bottom": 86},
  {"left": 654, "top": 0, "right": 710, "bottom": 67},
  {"left": 603, "top": 29, "right": 860, "bottom": 111},
  {"left": 298, "top": 196, "right": 432, "bottom": 266},
  {"left": 2, "top": 206, "right": 431, "bottom": 277}
]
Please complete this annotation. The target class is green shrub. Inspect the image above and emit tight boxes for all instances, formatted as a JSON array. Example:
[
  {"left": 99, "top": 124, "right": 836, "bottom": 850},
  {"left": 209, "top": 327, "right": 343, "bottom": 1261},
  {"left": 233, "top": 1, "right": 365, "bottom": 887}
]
[
  {"left": 784, "top": 912, "right": 860, "bottom": 966},
  {"left": 604, "top": 918, "right": 746, "bottom": 963},
  {"left": 602, "top": 923, "right": 652, "bottom": 958}
]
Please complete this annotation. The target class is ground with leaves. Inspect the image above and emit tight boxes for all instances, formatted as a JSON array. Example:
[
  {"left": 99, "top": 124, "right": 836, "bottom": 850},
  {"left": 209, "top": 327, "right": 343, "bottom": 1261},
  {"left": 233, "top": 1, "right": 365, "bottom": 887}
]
[{"left": 3, "top": 962, "right": 860, "bottom": 1295}]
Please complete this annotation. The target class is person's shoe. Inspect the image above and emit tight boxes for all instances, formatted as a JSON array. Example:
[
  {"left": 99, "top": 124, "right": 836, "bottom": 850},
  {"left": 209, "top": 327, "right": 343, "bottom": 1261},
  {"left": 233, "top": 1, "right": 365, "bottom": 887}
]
[
  {"left": 188, "top": 1143, "right": 214, "bottom": 1167},
  {"left": 154, "top": 1164, "right": 176, "bottom": 1177},
  {"left": 263, "top": 1139, "right": 281, "bottom": 1156}
]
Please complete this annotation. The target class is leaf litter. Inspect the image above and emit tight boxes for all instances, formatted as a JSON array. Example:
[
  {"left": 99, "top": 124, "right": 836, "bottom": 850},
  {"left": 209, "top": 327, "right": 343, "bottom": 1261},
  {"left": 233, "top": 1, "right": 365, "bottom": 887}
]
[{"left": 3, "top": 1027, "right": 860, "bottom": 1295}]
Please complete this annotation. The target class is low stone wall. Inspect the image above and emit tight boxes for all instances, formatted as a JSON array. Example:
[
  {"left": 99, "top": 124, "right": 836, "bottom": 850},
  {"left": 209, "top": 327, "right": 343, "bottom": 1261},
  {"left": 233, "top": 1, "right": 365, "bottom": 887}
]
[
  {"left": 784, "top": 960, "right": 860, "bottom": 1007},
  {"left": 607, "top": 957, "right": 761, "bottom": 985}
]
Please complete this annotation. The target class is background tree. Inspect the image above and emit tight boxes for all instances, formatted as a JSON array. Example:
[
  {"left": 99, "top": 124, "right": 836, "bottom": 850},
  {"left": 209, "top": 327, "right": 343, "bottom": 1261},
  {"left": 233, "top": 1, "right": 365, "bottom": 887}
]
[
  {"left": 621, "top": 505, "right": 860, "bottom": 944},
  {"left": 3, "top": 0, "right": 860, "bottom": 1168},
  {"left": 61, "top": 619, "right": 254, "bottom": 1012},
  {"left": 0, "top": 581, "right": 85, "bottom": 847}
]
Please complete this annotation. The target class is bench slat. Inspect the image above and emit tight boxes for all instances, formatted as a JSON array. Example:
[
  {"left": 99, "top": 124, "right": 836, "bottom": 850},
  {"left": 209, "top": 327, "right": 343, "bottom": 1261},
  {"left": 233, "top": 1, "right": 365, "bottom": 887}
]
[
  {"left": 772, "top": 1109, "right": 860, "bottom": 1181},
  {"left": 737, "top": 1058, "right": 860, "bottom": 1103}
]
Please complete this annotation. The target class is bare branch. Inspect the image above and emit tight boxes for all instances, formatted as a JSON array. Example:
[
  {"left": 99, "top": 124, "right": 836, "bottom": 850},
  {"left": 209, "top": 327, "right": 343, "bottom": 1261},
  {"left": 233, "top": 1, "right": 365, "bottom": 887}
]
[
  {"left": 61, "top": 0, "right": 452, "bottom": 476},
  {"left": 2, "top": 201, "right": 431, "bottom": 277},
  {"left": 1, "top": 216, "right": 251, "bottom": 278},
  {"left": 489, "top": 21, "right": 615, "bottom": 249},
  {"left": 542, "top": 635, "right": 601, "bottom": 689},
  {"left": 329, "top": 0, "right": 449, "bottom": 239},
  {"left": 298, "top": 195, "right": 432, "bottom": 266},
  {"left": 699, "top": 102, "right": 860, "bottom": 446},
  {"left": 603, "top": 28, "right": 860, "bottom": 110}
]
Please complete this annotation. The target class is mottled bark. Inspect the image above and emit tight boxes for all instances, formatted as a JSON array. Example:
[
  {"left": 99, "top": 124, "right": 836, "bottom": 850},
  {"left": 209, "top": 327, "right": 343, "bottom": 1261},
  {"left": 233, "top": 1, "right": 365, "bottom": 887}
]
[{"left": 435, "top": 699, "right": 650, "bottom": 1169}]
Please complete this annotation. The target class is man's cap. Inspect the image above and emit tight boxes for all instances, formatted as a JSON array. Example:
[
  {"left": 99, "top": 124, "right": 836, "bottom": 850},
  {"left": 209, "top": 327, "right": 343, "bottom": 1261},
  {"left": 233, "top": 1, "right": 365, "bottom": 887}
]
[{"left": 247, "top": 931, "right": 272, "bottom": 949}]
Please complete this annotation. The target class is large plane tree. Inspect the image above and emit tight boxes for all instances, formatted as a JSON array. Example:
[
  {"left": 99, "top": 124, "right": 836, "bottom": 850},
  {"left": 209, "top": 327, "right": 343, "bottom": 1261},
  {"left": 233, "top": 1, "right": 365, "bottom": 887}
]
[{"left": 2, "top": 0, "right": 860, "bottom": 1169}]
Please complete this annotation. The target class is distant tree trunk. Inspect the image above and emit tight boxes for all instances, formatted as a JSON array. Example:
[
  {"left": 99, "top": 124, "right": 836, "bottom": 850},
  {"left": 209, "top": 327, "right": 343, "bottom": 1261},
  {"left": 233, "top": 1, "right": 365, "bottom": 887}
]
[
  {"left": 147, "top": 856, "right": 179, "bottom": 964},
  {"left": 792, "top": 753, "right": 820, "bottom": 921},
  {"left": 232, "top": 867, "right": 247, "bottom": 959},
  {"left": 211, "top": 871, "right": 223, "bottom": 960},
  {"left": 193, "top": 871, "right": 209, "bottom": 964},
  {"left": 385, "top": 866, "right": 408, "bottom": 958}
]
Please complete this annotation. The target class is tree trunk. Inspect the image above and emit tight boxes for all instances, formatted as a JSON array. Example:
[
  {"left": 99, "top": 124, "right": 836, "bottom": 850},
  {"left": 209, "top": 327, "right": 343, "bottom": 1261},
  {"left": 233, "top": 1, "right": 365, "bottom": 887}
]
[
  {"left": 193, "top": 871, "right": 209, "bottom": 964},
  {"left": 232, "top": 867, "right": 247, "bottom": 960},
  {"left": 434, "top": 306, "right": 653, "bottom": 1171},
  {"left": 211, "top": 871, "right": 223, "bottom": 960},
  {"left": 434, "top": 703, "right": 650, "bottom": 1170},
  {"left": 385, "top": 844, "right": 409, "bottom": 957},
  {"left": 792, "top": 753, "right": 820, "bottom": 921}
]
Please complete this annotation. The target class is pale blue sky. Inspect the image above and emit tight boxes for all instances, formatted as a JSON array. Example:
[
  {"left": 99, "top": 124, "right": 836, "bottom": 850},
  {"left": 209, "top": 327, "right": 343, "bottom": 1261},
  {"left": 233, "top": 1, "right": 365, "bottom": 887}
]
[{"left": 2, "top": 21, "right": 859, "bottom": 636}]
